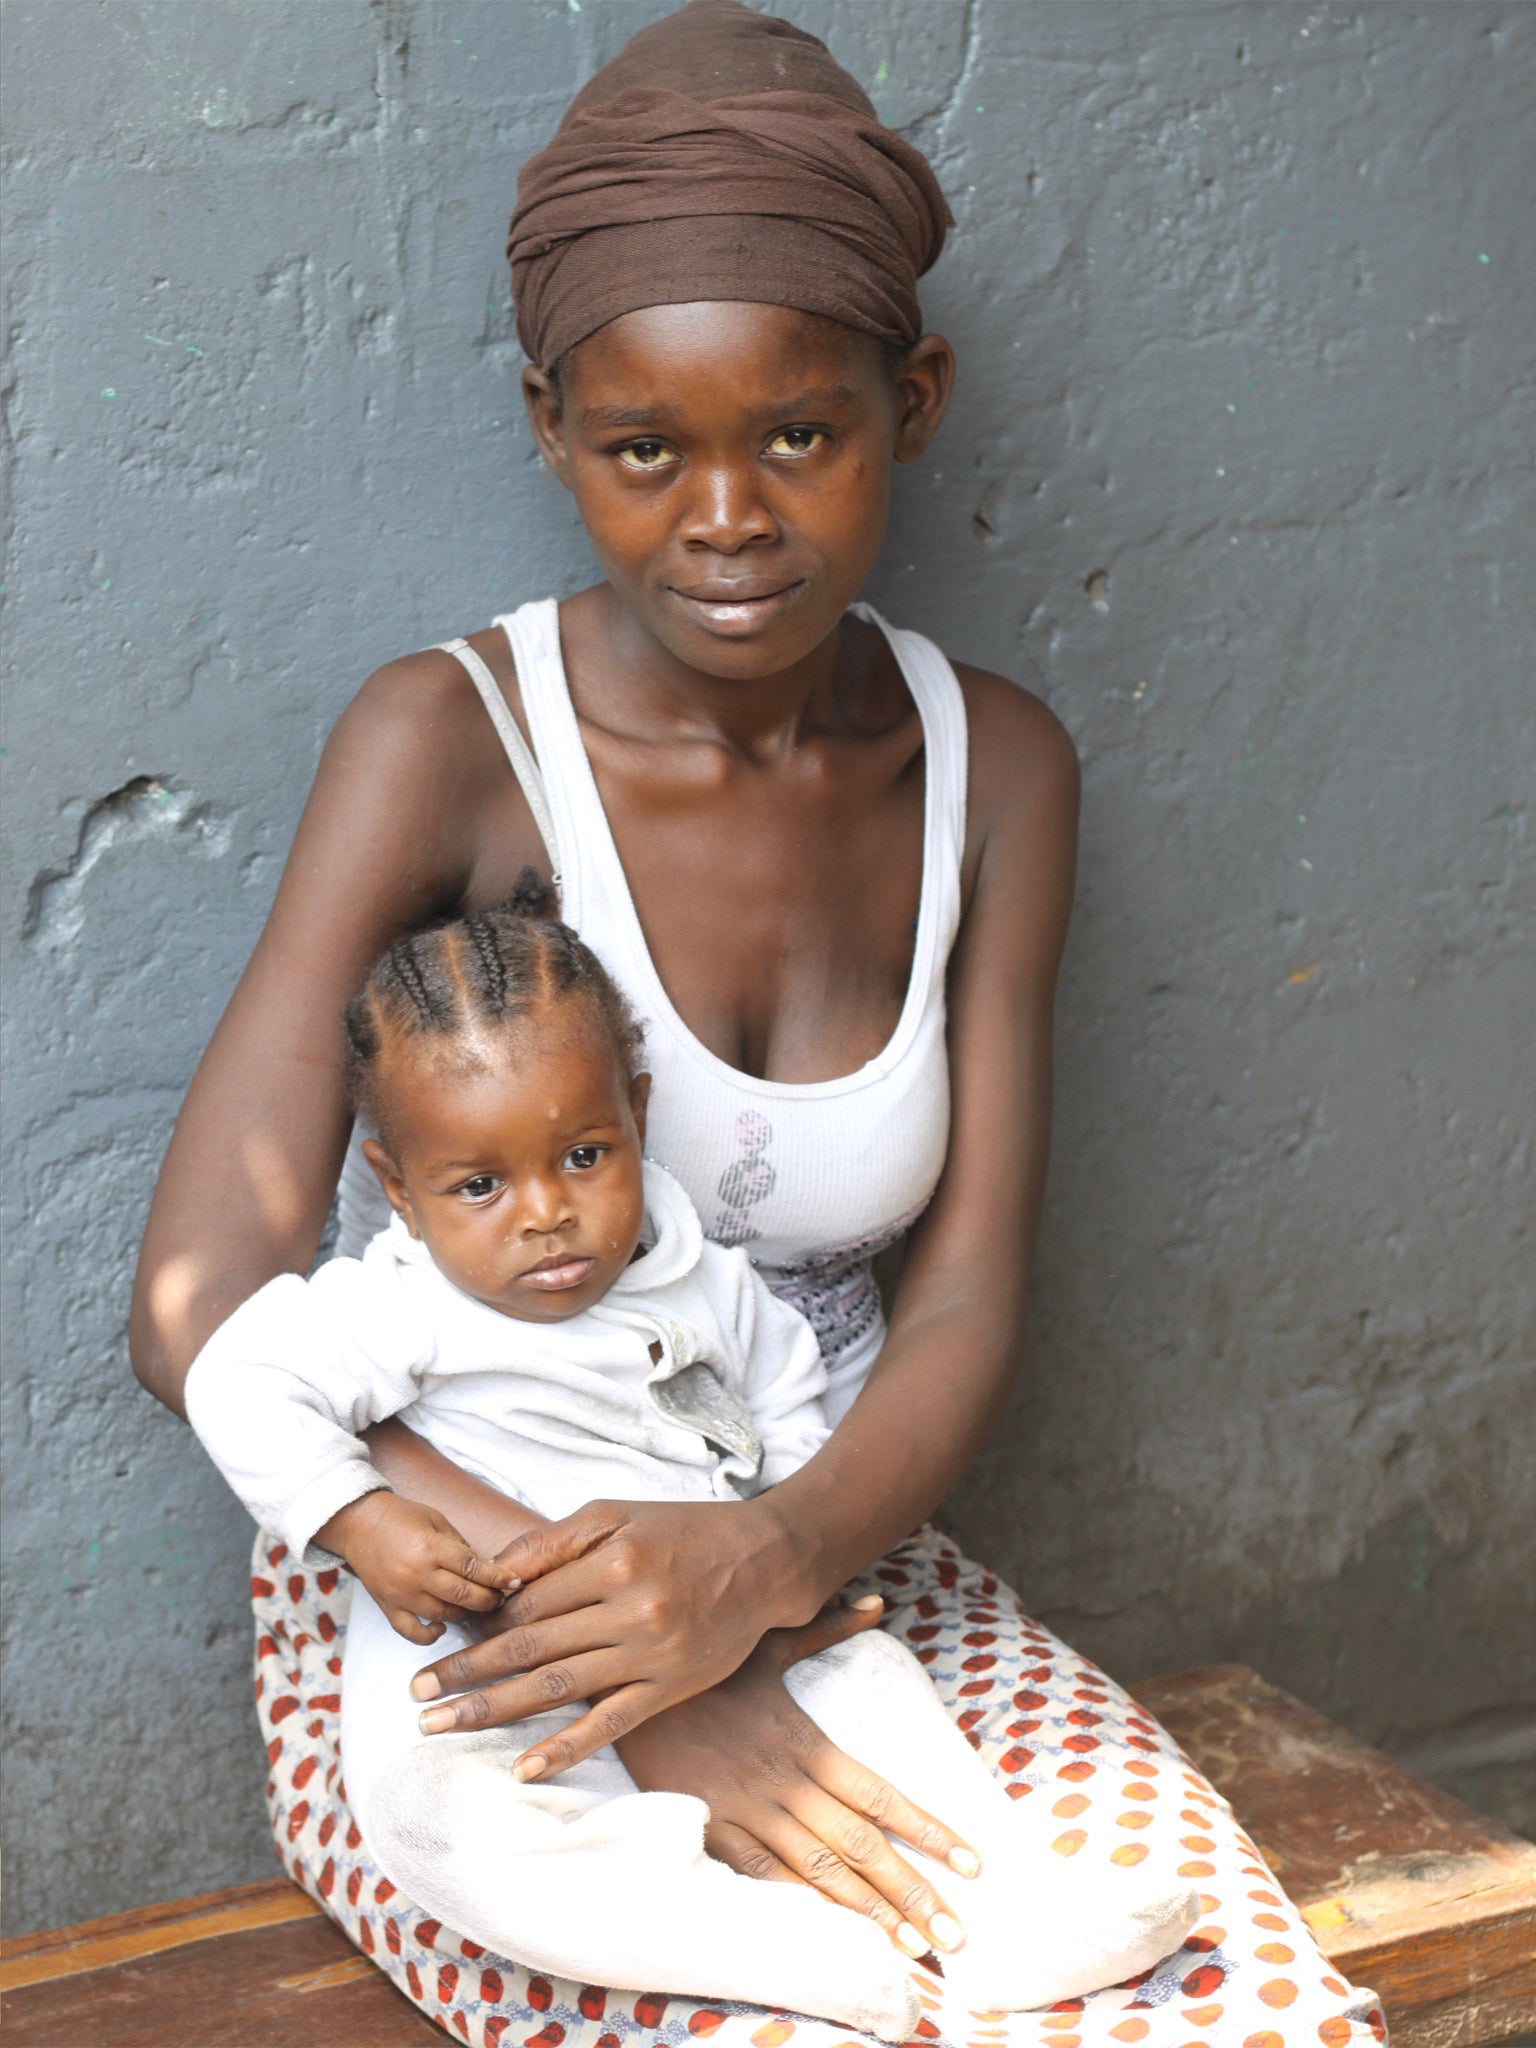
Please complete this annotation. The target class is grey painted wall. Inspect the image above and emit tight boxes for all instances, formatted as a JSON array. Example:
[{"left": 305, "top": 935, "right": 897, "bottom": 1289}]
[{"left": 2, "top": 0, "right": 1531, "bottom": 1936}]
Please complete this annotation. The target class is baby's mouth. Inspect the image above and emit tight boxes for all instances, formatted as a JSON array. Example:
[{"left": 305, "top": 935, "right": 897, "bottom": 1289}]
[{"left": 517, "top": 1252, "right": 596, "bottom": 1292}]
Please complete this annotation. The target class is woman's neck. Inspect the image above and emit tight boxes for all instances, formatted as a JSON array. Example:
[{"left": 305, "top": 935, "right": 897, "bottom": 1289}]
[{"left": 562, "top": 583, "right": 893, "bottom": 763}]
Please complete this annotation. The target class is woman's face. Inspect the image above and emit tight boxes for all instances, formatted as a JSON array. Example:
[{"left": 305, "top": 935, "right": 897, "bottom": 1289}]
[{"left": 524, "top": 302, "right": 952, "bottom": 679}]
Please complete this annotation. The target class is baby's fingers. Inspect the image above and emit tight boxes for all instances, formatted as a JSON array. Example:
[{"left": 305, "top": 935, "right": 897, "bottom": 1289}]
[
  {"left": 428, "top": 1560, "right": 503, "bottom": 1613},
  {"left": 422, "top": 1526, "right": 507, "bottom": 1599},
  {"left": 390, "top": 1607, "right": 448, "bottom": 1647}
]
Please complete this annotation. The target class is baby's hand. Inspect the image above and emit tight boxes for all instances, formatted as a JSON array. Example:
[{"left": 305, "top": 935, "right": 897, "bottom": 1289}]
[{"left": 317, "top": 1492, "right": 508, "bottom": 1646}]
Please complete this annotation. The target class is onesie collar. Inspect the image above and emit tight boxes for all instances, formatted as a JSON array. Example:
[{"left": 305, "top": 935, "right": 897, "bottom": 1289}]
[{"left": 611, "top": 1159, "right": 704, "bottom": 1293}]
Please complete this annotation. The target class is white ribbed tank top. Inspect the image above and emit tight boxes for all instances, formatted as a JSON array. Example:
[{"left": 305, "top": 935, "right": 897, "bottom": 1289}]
[{"left": 337, "top": 597, "right": 967, "bottom": 1423}]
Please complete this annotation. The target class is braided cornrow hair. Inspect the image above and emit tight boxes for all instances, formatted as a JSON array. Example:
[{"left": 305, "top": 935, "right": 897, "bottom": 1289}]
[{"left": 344, "top": 868, "right": 646, "bottom": 1138}]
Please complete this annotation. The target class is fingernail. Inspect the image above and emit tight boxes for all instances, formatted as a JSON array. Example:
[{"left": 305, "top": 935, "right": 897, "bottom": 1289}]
[
  {"left": 929, "top": 1912, "right": 965, "bottom": 1953},
  {"left": 410, "top": 1673, "right": 441, "bottom": 1700},
  {"left": 501, "top": 1576, "right": 522, "bottom": 1592},
  {"left": 417, "top": 1707, "right": 456, "bottom": 1735},
  {"left": 513, "top": 1753, "right": 547, "bottom": 1782},
  {"left": 948, "top": 1846, "right": 982, "bottom": 1878},
  {"left": 851, "top": 1594, "right": 884, "bottom": 1610},
  {"left": 895, "top": 1920, "right": 928, "bottom": 1957}
]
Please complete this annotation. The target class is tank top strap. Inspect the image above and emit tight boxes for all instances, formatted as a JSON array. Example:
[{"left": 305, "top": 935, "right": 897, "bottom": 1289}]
[
  {"left": 851, "top": 603, "right": 968, "bottom": 967},
  {"left": 437, "top": 635, "right": 561, "bottom": 886},
  {"left": 493, "top": 599, "right": 600, "bottom": 921}
]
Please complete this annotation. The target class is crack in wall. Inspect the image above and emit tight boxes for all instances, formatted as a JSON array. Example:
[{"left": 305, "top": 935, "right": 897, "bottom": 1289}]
[{"left": 22, "top": 778, "right": 230, "bottom": 954}]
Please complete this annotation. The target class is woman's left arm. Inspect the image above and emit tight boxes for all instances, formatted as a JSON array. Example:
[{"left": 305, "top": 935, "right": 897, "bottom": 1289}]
[
  {"left": 411, "top": 674, "right": 1080, "bottom": 1758},
  {"left": 742, "top": 669, "right": 1082, "bottom": 1588}
]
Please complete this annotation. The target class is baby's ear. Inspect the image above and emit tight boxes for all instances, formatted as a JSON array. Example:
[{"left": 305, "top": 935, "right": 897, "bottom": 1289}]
[
  {"left": 629, "top": 1070, "right": 652, "bottom": 1144},
  {"left": 361, "top": 1137, "right": 420, "bottom": 1237}
]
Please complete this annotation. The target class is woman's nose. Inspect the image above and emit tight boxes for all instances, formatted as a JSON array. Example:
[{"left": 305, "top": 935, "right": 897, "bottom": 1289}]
[{"left": 677, "top": 460, "right": 777, "bottom": 553}]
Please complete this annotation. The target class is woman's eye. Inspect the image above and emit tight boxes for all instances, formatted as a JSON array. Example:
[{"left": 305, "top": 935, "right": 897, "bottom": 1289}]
[
  {"left": 563, "top": 1145, "right": 604, "bottom": 1171},
  {"left": 765, "top": 426, "right": 826, "bottom": 458},
  {"left": 458, "top": 1175, "right": 500, "bottom": 1202},
  {"left": 617, "top": 440, "right": 679, "bottom": 472}
]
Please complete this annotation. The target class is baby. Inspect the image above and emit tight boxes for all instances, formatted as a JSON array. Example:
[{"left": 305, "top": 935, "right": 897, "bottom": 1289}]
[{"left": 188, "top": 883, "right": 1196, "bottom": 2039}]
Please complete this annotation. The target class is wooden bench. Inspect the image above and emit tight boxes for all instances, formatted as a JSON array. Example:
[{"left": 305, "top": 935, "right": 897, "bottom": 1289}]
[
  {"left": 3, "top": 1665, "right": 1531, "bottom": 2047},
  {"left": 1134, "top": 1666, "right": 1536, "bottom": 2048}
]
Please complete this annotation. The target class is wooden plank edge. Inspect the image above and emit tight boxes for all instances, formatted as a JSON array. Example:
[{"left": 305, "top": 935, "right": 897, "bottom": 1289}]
[
  {"left": 1316, "top": 1881, "right": 1536, "bottom": 1967},
  {"left": 1131, "top": 1662, "right": 1261, "bottom": 1702},
  {"left": 1339, "top": 1890, "right": 1536, "bottom": 1992},
  {"left": 0, "top": 1886, "right": 324, "bottom": 1991},
  {"left": 0, "top": 1876, "right": 317, "bottom": 1961},
  {"left": 1386, "top": 1947, "right": 1536, "bottom": 2048}
]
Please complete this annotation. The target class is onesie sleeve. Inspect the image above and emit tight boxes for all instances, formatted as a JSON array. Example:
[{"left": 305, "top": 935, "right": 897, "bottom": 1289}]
[
  {"left": 184, "top": 1256, "right": 433, "bottom": 1564},
  {"left": 725, "top": 1254, "right": 832, "bottom": 1489}
]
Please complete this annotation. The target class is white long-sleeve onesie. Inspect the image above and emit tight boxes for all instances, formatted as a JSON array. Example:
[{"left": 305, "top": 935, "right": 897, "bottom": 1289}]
[{"left": 188, "top": 1164, "right": 1194, "bottom": 2038}]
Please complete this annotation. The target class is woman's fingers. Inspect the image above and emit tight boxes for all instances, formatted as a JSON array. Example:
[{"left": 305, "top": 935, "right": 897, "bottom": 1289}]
[
  {"left": 490, "top": 1541, "right": 657, "bottom": 1633},
  {"left": 751, "top": 1808, "right": 936, "bottom": 1959},
  {"left": 608, "top": 1656, "right": 967, "bottom": 1956},
  {"left": 410, "top": 1604, "right": 607, "bottom": 1702},
  {"left": 503, "top": 1681, "right": 659, "bottom": 1780},
  {"left": 490, "top": 1558, "right": 620, "bottom": 1632},
  {"left": 794, "top": 1781, "right": 964, "bottom": 1953},
  {"left": 414, "top": 1646, "right": 630, "bottom": 1739},
  {"left": 764, "top": 1593, "right": 886, "bottom": 1671},
  {"left": 819, "top": 1743, "right": 980, "bottom": 1880},
  {"left": 491, "top": 1503, "right": 627, "bottom": 1592},
  {"left": 703, "top": 1819, "right": 802, "bottom": 1886}
]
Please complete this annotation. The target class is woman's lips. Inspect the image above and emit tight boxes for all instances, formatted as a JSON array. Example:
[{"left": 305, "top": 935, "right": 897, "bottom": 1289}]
[
  {"left": 669, "top": 582, "right": 800, "bottom": 634},
  {"left": 518, "top": 1255, "right": 596, "bottom": 1292}
]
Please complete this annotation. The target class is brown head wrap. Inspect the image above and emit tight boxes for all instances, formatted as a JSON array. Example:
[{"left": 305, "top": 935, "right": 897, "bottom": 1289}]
[{"left": 508, "top": 0, "right": 952, "bottom": 369}]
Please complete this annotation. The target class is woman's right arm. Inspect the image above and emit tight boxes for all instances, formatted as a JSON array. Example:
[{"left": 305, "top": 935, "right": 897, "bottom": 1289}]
[
  {"left": 130, "top": 639, "right": 548, "bottom": 1417},
  {"left": 133, "top": 640, "right": 980, "bottom": 1956}
]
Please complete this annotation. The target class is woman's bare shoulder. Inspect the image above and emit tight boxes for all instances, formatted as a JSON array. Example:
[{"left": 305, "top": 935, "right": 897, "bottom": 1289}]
[
  {"left": 952, "top": 660, "right": 1078, "bottom": 779},
  {"left": 289, "top": 627, "right": 543, "bottom": 917},
  {"left": 949, "top": 660, "right": 1080, "bottom": 864},
  {"left": 329, "top": 628, "right": 523, "bottom": 774}
]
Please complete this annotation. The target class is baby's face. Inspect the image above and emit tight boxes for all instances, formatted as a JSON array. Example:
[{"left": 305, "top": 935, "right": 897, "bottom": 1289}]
[{"left": 363, "top": 1011, "right": 650, "bottom": 1324}]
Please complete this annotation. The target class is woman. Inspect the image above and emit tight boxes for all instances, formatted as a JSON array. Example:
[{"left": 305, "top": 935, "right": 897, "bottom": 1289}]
[{"left": 133, "top": 5, "right": 1383, "bottom": 2042}]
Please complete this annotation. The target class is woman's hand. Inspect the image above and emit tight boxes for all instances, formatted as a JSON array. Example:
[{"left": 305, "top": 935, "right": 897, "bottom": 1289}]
[
  {"left": 617, "top": 1601, "right": 978, "bottom": 1962},
  {"left": 409, "top": 1497, "right": 813, "bottom": 1764},
  {"left": 409, "top": 1510, "right": 980, "bottom": 1957}
]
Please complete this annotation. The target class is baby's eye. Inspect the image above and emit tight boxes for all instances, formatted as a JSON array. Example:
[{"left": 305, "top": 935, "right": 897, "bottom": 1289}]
[
  {"left": 457, "top": 1175, "right": 501, "bottom": 1202},
  {"left": 617, "top": 439, "right": 679, "bottom": 472},
  {"left": 563, "top": 1144, "right": 604, "bottom": 1172},
  {"left": 765, "top": 426, "right": 826, "bottom": 458}
]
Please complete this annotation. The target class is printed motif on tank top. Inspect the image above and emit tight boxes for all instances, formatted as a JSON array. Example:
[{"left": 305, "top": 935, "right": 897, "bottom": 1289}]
[{"left": 711, "top": 1111, "right": 777, "bottom": 1248}]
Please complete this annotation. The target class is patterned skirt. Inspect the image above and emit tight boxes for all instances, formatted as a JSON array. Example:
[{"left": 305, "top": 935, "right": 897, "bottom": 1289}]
[{"left": 252, "top": 1525, "right": 1386, "bottom": 2048}]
